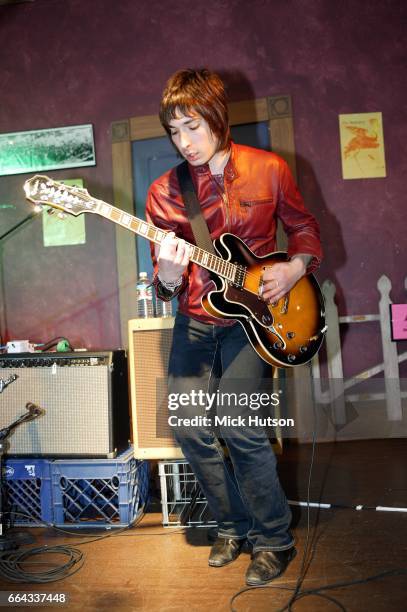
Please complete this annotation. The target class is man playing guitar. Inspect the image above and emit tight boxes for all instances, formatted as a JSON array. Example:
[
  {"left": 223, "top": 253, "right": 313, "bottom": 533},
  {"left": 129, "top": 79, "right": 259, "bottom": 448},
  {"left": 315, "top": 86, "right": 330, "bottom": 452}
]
[{"left": 146, "top": 68, "right": 322, "bottom": 585}]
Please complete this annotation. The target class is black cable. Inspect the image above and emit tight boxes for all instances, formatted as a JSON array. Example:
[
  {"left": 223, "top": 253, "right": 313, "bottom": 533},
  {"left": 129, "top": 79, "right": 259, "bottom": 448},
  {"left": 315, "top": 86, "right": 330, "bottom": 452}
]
[
  {"left": 2, "top": 508, "right": 186, "bottom": 547},
  {"left": 0, "top": 507, "right": 188, "bottom": 584},
  {"left": 229, "top": 403, "right": 318, "bottom": 612},
  {"left": 0, "top": 545, "right": 84, "bottom": 583},
  {"left": 229, "top": 398, "right": 407, "bottom": 612},
  {"left": 230, "top": 568, "right": 407, "bottom": 612},
  {"left": 284, "top": 399, "right": 318, "bottom": 611},
  {"left": 4, "top": 495, "right": 406, "bottom": 595},
  {"left": 230, "top": 584, "right": 348, "bottom": 612}
]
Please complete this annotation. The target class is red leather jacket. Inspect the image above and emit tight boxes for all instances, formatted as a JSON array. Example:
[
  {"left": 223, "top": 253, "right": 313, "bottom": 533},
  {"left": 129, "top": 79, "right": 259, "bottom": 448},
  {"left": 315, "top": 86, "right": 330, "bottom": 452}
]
[{"left": 146, "top": 141, "right": 322, "bottom": 326}]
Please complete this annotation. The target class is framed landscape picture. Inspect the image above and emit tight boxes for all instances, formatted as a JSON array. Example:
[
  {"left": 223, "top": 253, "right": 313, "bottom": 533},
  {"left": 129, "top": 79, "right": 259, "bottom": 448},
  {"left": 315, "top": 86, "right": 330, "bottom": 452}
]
[{"left": 0, "top": 124, "right": 96, "bottom": 176}]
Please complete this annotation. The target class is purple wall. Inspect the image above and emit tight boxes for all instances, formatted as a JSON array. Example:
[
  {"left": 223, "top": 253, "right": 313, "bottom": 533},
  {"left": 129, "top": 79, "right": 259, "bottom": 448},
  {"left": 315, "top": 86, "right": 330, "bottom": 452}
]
[{"left": 0, "top": 0, "right": 405, "bottom": 374}]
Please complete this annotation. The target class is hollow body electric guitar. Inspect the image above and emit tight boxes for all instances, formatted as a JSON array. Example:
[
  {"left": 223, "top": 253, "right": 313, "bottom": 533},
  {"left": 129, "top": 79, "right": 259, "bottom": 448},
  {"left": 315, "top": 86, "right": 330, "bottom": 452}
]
[{"left": 24, "top": 175, "right": 326, "bottom": 368}]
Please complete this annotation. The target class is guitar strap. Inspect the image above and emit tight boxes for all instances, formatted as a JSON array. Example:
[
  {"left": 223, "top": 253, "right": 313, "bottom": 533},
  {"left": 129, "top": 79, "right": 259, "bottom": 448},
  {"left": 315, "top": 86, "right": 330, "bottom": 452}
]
[{"left": 176, "top": 161, "right": 216, "bottom": 255}]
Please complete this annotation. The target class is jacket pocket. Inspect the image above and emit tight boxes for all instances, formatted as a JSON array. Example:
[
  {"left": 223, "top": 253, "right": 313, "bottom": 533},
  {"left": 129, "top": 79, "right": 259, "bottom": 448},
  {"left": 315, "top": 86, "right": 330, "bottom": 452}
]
[{"left": 239, "top": 197, "right": 273, "bottom": 207}]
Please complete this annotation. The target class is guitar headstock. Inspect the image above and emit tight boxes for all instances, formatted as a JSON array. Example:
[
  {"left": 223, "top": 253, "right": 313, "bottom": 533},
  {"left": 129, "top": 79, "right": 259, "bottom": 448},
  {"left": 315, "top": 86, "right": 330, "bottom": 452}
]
[{"left": 24, "top": 175, "right": 96, "bottom": 216}]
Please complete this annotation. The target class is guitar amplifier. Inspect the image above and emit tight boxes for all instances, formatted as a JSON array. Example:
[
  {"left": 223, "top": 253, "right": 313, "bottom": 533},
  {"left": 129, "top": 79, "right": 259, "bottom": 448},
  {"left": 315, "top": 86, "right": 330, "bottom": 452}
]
[
  {"left": 128, "top": 318, "right": 183, "bottom": 459},
  {"left": 0, "top": 350, "right": 130, "bottom": 457}
]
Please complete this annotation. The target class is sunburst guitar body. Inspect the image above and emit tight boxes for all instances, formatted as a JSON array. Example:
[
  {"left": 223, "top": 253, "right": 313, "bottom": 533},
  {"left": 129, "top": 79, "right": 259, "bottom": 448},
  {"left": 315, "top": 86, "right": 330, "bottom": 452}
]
[{"left": 202, "top": 234, "right": 325, "bottom": 367}]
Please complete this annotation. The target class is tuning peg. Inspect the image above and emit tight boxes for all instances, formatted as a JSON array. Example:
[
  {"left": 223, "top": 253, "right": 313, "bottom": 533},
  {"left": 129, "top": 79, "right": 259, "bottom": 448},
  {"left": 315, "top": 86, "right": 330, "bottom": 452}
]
[{"left": 47, "top": 208, "right": 55, "bottom": 215}]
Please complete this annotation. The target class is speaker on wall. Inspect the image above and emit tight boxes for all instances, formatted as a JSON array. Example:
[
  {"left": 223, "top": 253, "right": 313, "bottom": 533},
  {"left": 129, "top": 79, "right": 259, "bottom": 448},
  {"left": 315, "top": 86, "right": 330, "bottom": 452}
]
[
  {"left": 128, "top": 317, "right": 183, "bottom": 459},
  {"left": 0, "top": 351, "right": 130, "bottom": 458}
]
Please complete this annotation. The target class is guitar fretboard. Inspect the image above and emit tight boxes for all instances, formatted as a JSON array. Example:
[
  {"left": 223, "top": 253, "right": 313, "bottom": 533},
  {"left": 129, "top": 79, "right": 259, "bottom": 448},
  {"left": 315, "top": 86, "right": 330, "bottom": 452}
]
[{"left": 94, "top": 200, "right": 244, "bottom": 284}]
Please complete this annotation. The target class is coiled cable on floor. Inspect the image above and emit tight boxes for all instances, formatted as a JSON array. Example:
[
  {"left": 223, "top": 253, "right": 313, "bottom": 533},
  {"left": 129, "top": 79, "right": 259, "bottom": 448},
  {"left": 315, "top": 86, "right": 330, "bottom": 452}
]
[{"left": 0, "top": 545, "right": 84, "bottom": 583}]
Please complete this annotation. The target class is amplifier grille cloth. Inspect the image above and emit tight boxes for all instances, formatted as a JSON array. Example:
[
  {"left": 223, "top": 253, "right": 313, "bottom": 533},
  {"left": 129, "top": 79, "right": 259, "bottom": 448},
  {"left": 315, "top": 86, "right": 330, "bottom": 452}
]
[
  {"left": 131, "top": 327, "right": 177, "bottom": 449},
  {"left": 0, "top": 367, "right": 110, "bottom": 455}
]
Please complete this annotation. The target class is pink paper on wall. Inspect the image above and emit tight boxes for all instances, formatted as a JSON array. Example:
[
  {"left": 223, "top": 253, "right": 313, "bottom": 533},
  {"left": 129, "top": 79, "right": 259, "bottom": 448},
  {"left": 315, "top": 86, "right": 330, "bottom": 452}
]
[{"left": 390, "top": 304, "right": 407, "bottom": 341}]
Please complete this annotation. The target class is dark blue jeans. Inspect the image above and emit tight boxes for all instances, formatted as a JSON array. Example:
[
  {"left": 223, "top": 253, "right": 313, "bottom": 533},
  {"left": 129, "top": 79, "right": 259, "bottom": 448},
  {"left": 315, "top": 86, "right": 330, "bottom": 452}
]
[{"left": 168, "top": 312, "right": 294, "bottom": 552}]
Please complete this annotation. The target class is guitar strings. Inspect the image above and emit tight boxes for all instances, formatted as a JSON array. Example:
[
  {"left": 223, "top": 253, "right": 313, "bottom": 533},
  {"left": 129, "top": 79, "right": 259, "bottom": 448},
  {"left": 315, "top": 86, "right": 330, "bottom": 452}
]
[{"left": 40, "top": 181, "right": 283, "bottom": 289}]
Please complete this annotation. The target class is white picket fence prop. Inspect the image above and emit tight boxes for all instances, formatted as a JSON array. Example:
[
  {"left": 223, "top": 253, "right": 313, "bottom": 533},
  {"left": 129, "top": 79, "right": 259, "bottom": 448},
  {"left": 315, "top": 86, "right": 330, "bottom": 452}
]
[{"left": 311, "top": 275, "right": 407, "bottom": 423}]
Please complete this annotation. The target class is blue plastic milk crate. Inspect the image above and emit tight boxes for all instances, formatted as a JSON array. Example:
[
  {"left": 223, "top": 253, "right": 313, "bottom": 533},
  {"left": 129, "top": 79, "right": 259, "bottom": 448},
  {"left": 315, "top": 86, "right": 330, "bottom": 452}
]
[
  {"left": 3, "top": 457, "right": 53, "bottom": 527},
  {"left": 50, "top": 447, "right": 149, "bottom": 528}
]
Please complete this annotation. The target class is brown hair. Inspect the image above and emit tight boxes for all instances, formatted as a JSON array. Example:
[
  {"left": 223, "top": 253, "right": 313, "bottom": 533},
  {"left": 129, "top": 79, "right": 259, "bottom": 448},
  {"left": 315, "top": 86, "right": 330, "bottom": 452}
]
[{"left": 159, "top": 68, "right": 231, "bottom": 151}]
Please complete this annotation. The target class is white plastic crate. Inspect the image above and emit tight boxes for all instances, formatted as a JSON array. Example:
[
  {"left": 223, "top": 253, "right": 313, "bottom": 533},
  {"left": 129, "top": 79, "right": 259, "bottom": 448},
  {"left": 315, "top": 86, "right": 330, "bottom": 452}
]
[{"left": 158, "top": 460, "right": 216, "bottom": 527}]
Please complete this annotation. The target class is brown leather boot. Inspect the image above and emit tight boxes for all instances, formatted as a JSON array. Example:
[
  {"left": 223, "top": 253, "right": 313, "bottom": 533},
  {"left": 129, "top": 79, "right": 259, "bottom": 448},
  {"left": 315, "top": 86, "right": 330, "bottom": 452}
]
[
  {"left": 246, "top": 548, "right": 297, "bottom": 585},
  {"left": 208, "top": 537, "right": 246, "bottom": 567}
]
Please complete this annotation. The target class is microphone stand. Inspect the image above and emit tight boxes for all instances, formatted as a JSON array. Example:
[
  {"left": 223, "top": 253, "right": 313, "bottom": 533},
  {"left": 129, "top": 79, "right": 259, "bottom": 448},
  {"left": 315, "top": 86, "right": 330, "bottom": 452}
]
[
  {"left": 0, "top": 404, "right": 43, "bottom": 551},
  {"left": 0, "top": 211, "right": 39, "bottom": 243},
  {"left": 0, "top": 211, "right": 40, "bottom": 345}
]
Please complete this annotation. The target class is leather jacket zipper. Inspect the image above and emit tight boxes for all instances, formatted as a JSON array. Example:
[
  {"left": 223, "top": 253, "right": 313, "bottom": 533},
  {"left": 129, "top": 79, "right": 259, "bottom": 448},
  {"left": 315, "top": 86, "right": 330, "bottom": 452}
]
[
  {"left": 222, "top": 190, "right": 231, "bottom": 231},
  {"left": 213, "top": 176, "right": 231, "bottom": 232}
]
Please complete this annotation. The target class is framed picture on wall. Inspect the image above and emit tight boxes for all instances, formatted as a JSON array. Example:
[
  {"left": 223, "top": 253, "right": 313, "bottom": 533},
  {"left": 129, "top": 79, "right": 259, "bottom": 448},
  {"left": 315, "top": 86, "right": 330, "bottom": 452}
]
[
  {"left": 0, "top": 124, "right": 96, "bottom": 176},
  {"left": 339, "top": 112, "right": 386, "bottom": 179}
]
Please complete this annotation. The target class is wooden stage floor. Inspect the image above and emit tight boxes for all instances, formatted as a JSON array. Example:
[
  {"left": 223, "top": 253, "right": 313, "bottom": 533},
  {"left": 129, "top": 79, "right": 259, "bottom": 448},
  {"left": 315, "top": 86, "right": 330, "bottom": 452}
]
[{"left": 0, "top": 439, "right": 406, "bottom": 611}]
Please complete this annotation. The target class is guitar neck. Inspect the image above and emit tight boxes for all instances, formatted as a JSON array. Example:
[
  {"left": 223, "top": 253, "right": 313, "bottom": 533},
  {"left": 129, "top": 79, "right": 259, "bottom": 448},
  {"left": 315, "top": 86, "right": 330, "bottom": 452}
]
[{"left": 94, "top": 199, "right": 238, "bottom": 282}]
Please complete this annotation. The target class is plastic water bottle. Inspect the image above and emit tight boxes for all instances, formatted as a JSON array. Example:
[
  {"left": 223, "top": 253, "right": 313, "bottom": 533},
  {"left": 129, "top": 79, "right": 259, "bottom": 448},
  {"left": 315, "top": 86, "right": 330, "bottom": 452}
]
[
  {"left": 156, "top": 298, "right": 173, "bottom": 318},
  {"left": 136, "top": 272, "right": 154, "bottom": 318}
]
